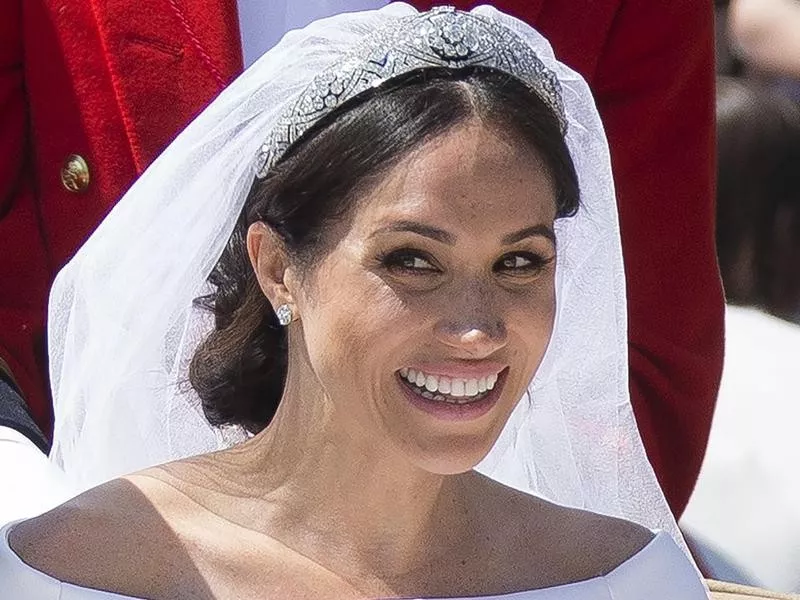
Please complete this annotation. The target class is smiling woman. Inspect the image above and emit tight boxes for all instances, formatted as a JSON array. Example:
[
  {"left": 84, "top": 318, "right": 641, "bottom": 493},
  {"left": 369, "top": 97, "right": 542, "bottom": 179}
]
[
  {"left": 190, "top": 66, "right": 578, "bottom": 442},
  {"left": 244, "top": 119, "right": 564, "bottom": 475},
  {"left": 1, "top": 5, "right": 707, "bottom": 600}
]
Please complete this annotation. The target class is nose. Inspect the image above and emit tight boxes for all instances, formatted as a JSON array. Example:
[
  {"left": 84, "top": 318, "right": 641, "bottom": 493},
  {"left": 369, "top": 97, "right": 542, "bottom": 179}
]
[{"left": 434, "top": 318, "right": 507, "bottom": 359}]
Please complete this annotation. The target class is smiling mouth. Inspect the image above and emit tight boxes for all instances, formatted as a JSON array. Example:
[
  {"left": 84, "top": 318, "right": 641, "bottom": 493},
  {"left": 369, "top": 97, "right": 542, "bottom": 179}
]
[{"left": 397, "top": 367, "right": 500, "bottom": 405}]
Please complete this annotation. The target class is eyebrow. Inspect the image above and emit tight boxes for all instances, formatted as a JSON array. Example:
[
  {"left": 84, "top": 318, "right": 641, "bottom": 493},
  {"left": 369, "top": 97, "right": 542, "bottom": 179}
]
[
  {"left": 502, "top": 225, "right": 556, "bottom": 245},
  {"left": 371, "top": 221, "right": 556, "bottom": 245}
]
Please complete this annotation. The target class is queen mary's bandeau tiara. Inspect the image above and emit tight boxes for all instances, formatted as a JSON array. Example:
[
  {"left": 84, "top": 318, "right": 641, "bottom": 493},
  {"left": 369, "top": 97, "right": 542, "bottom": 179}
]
[{"left": 255, "top": 6, "right": 566, "bottom": 179}]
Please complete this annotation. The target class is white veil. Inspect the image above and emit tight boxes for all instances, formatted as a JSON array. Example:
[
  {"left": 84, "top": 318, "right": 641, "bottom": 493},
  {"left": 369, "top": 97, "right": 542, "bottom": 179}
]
[{"left": 47, "top": 3, "right": 687, "bottom": 555}]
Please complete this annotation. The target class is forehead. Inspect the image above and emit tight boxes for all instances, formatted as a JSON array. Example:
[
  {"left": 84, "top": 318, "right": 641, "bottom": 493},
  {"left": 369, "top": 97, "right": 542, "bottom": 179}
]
[{"left": 352, "top": 123, "right": 557, "bottom": 232}]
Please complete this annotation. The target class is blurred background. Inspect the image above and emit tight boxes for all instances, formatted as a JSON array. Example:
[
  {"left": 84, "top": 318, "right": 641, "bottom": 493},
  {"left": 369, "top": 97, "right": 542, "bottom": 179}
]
[{"left": 680, "top": 0, "right": 800, "bottom": 593}]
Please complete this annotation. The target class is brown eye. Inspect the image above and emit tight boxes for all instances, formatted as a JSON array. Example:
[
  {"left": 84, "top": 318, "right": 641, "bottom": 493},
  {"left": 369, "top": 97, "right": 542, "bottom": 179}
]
[
  {"left": 501, "top": 255, "right": 532, "bottom": 269},
  {"left": 495, "top": 252, "right": 551, "bottom": 274},
  {"left": 382, "top": 250, "right": 440, "bottom": 273},
  {"left": 401, "top": 256, "right": 435, "bottom": 270}
]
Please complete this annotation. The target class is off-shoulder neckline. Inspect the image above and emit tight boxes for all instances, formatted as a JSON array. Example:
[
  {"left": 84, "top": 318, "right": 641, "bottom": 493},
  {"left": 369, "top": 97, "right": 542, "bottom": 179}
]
[{"left": 1, "top": 521, "right": 670, "bottom": 599}]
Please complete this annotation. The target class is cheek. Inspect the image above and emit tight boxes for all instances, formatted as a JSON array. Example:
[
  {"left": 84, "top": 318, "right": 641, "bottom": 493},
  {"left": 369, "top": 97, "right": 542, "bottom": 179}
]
[
  {"left": 297, "top": 260, "right": 410, "bottom": 390},
  {"left": 507, "top": 279, "right": 557, "bottom": 366}
]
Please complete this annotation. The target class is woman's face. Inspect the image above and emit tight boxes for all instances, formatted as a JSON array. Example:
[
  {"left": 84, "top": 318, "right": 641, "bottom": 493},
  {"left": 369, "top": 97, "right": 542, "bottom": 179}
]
[{"left": 291, "top": 122, "right": 558, "bottom": 474}]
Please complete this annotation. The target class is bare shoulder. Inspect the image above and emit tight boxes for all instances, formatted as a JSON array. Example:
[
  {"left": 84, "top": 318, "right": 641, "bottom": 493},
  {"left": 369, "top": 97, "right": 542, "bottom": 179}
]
[
  {"left": 9, "top": 470, "right": 205, "bottom": 598},
  {"left": 464, "top": 473, "right": 655, "bottom": 583},
  {"left": 549, "top": 503, "right": 657, "bottom": 575}
]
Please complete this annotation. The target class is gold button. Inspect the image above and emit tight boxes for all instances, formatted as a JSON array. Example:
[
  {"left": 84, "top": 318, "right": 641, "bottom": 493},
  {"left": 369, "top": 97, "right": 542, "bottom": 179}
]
[{"left": 61, "top": 154, "right": 90, "bottom": 193}]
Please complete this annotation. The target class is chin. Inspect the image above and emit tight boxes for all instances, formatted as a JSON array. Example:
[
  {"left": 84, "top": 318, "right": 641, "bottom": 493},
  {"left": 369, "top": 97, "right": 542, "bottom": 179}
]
[
  {"left": 419, "top": 458, "right": 484, "bottom": 477},
  {"left": 403, "top": 434, "right": 500, "bottom": 476}
]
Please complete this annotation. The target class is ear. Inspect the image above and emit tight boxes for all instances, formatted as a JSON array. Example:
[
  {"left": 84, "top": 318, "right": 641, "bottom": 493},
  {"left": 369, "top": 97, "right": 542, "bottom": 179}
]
[{"left": 246, "top": 222, "right": 296, "bottom": 314}]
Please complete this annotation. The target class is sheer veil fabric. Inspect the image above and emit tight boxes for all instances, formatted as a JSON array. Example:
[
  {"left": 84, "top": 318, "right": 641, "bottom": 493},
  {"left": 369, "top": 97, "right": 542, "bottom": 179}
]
[{"left": 47, "top": 3, "right": 688, "bottom": 558}]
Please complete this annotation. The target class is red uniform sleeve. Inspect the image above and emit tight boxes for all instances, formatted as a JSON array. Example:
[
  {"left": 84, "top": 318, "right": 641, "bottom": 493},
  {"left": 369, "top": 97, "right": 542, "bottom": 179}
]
[
  {"left": 593, "top": 1, "right": 723, "bottom": 518},
  {"left": 411, "top": 0, "right": 724, "bottom": 518},
  {"left": 0, "top": 0, "right": 243, "bottom": 437},
  {"left": 0, "top": 0, "right": 52, "bottom": 432}
]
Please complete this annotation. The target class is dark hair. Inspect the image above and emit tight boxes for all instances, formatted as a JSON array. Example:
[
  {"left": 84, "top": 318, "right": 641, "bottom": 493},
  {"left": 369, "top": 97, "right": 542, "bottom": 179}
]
[
  {"left": 716, "top": 76, "right": 800, "bottom": 320},
  {"left": 189, "top": 67, "right": 580, "bottom": 433}
]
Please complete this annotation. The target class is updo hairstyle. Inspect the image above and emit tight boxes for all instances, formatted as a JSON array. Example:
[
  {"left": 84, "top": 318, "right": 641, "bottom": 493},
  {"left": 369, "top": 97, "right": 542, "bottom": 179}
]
[{"left": 189, "top": 67, "right": 580, "bottom": 434}]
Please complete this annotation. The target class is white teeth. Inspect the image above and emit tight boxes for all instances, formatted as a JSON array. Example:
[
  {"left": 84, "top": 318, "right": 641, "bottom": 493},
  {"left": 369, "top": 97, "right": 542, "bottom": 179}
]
[
  {"left": 425, "top": 375, "right": 438, "bottom": 393},
  {"left": 415, "top": 371, "right": 426, "bottom": 387},
  {"left": 464, "top": 379, "right": 479, "bottom": 396},
  {"left": 399, "top": 367, "right": 503, "bottom": 402},
  {"left": 487, "top": 373, "right": 498, "bottom": 390}
]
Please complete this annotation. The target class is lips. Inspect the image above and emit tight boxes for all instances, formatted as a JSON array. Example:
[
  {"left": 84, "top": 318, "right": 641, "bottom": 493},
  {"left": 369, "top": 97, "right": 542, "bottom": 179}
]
[{"left": 395, "top": 362, "right": 508, "bottom": 419}]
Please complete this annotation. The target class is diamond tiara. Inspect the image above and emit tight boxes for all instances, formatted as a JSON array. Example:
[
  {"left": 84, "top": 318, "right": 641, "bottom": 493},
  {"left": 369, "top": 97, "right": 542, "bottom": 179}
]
[{"left": 255, "top": 6, "right": 566, "bottom": 179}]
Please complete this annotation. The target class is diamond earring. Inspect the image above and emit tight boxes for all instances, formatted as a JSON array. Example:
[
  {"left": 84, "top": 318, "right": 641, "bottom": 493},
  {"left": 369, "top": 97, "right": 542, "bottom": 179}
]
[{"left": 276, "top": 304, "right": 293, "bottom": 326}]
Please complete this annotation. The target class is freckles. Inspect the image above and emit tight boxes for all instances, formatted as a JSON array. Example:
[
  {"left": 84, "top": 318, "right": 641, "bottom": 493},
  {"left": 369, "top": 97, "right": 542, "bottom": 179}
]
[{"left": 511, "top": 287, "right": 556, "bottom": 339}]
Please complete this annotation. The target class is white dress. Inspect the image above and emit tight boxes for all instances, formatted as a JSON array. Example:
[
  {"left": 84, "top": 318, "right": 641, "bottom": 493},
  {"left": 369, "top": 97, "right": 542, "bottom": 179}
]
[{"left": 0, "top": 523, "right": 706, "bottom": 599}]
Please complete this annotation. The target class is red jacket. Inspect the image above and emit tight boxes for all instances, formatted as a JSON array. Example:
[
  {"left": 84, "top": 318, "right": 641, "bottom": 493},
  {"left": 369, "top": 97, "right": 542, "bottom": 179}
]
[
  {"left": 1, "top": 0, "right": 241, "bottom": 430},
  {"left": 1, "top": 0, "right": 722, "bottom": 518}
]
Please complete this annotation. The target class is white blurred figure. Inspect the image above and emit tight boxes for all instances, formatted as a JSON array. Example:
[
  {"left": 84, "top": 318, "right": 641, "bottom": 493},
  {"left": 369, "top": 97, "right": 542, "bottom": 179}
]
[
  {"left": 0, "top": 378, "right": 73, "bottom": 525},
  {"left": 683, "top": 306, "right": 800, "bottom": 592},
  {"left": 0, "top": 426, "right": 71, "bottom": 525},
  {"left": 681, "top": 77, "right": 800, "bottom": 593},
  {"left": 237, "top": 0, "right": 389, "bottom": 67}
]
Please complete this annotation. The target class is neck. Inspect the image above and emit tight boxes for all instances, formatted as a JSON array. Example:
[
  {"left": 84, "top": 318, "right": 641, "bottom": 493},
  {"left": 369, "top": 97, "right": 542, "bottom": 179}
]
[{"left": 218, "top": 357, "right": 471, "bottom": 586}]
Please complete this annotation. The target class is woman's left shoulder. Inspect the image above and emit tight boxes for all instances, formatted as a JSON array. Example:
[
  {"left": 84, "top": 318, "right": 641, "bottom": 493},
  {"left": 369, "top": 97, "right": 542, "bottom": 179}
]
[
  {"left": 496, "top": 490, "right": 708, "bottom": 597},
  {"left": 465, "top": 473, "right": 656, "bottom": 581},
  {"left": 522, "top": 496, "right": 656, "bottom": 579},
  {"left": 557, "top": 503, "right": 657, "bottom": 567}
]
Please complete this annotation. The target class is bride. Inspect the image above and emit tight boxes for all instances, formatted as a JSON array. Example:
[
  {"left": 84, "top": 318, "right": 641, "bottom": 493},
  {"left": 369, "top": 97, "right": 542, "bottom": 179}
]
[{"left": 1, "top": 5, "right": 706, "bottom": 599}]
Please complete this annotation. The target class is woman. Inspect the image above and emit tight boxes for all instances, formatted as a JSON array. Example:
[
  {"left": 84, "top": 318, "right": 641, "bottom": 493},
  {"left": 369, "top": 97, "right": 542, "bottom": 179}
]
[{"left": 0, "top": 5, "right": 706, "bottom": 598}]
